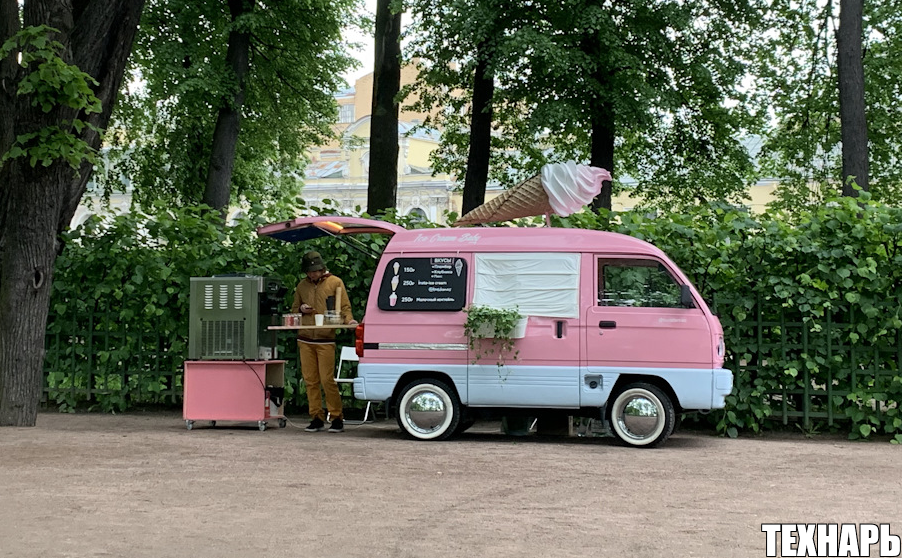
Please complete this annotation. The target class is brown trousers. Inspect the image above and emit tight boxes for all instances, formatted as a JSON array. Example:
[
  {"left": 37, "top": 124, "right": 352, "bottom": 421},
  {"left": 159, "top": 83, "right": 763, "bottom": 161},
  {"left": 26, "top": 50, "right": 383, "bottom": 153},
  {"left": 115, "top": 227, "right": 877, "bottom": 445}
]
[{"left": 298, "top": 341, "right": 342, "bottom": 421}]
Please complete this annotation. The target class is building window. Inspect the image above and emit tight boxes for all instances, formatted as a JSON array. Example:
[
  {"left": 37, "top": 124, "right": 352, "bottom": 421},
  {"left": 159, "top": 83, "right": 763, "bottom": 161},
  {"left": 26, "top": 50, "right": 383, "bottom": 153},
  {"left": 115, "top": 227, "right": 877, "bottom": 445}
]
[
  {"left": 338, "top": 104, "right": 355, "bottom": 123},
  {"left": 407, "top": 207, "right": 428, "bottom": 221}
]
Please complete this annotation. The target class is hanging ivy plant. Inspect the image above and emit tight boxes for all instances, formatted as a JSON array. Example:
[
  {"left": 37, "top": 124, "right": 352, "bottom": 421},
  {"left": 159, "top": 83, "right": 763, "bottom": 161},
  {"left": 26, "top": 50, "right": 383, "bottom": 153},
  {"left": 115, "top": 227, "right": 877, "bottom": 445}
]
[{"left": 463, "top": 305, "right": 525, "bottom": 368}]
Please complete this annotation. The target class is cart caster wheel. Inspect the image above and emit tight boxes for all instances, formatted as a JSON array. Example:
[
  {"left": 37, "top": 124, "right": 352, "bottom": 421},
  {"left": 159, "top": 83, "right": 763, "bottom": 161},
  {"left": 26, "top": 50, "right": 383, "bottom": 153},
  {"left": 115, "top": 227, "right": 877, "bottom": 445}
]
[
  {"left": 186, "top": 420, "right": 194, "bottom": 431},
  {"left": 210, "top": 421, "right": 216, "bottom": 427},
  {"left": 279, "top": 419, "right": 287, "bottom": 428},
  {"left": 258, "top": 421, "right": 267, "bottom": 431}
]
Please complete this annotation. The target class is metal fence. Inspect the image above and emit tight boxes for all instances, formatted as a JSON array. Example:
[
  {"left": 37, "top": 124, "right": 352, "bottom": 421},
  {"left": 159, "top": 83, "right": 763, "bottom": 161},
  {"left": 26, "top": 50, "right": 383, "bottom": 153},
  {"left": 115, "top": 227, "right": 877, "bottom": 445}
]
[
  {"left": 43, "top": 301, "right": 901, "bottom": 427},
  {"left": 715, "top": 294, "right": 901, "bottom": 428},
  {"left": 43, "top": 308, "right": 303, "bottom": 412}
]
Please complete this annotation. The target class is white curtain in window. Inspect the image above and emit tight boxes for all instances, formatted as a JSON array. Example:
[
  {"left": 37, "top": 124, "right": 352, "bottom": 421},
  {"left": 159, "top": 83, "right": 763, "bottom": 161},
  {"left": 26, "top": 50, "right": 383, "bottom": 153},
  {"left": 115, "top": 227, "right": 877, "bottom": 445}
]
[{"left": 473, "top": 253, "right": 580, "bottom": 318}]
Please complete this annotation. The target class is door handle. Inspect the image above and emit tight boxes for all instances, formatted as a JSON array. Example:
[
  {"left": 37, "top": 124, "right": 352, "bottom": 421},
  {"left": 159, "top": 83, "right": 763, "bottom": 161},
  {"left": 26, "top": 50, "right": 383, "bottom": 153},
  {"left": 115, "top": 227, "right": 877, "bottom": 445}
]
[{"left": 598, "top": 321, "right": 617, "bottom": 329}]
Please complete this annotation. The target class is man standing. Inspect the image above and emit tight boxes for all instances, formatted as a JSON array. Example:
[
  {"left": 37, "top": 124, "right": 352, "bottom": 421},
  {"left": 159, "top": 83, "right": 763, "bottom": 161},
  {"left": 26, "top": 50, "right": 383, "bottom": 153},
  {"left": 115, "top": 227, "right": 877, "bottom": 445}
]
[{"left": 291, "top": 251, "right": 357, "bottom": 433}]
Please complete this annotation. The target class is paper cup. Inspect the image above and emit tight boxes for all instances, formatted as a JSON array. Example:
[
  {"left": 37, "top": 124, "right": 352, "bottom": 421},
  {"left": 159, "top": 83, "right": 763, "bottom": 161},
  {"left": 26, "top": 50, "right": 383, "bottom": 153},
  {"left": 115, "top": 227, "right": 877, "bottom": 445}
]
[{"left": 314, "top": 314, "right": 324, "bottom": 326}]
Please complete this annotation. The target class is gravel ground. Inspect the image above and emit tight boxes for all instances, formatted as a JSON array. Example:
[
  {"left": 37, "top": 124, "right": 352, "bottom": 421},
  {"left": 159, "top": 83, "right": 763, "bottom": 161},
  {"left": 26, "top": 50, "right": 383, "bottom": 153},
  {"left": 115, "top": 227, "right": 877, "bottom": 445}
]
[{"left": 1, "top": 411, "right": 900, "bottom": 558}]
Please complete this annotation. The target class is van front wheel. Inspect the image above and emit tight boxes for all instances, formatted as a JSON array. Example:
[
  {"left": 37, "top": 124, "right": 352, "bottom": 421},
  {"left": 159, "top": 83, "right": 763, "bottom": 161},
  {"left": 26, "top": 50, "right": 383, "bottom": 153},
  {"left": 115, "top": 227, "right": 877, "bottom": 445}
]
[
  {"left": 609, "top": 383, "right": 675, "bottom": 448},
  {"left": 397, "top": 379, "right": 461, "bottom": 441}
]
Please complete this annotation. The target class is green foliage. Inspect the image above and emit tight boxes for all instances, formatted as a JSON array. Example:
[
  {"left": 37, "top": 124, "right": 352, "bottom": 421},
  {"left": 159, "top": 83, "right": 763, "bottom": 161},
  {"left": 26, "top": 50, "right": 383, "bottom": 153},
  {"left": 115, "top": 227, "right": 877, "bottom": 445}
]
[
  {"left": 0, "top": 25, "right": 102, "bottom": 169},
  {"left": 99, "top": 0, "right": 361, "bottom": 206},
  {"left": 463, "top": 305, "right": 524, "bottom": 368},
  {"left": 552, "top": 193, "right": 902, "bottom": 441},
  {"left": 45, "top": 200, "right": 391, "bottom": 412},
  {"left": 404, "top": 0, "right": 763, "bottom": 207},
  {"left": 45, "top": 194, "right": 902, "bottom": 441},
  {"left": 754, "top": 1, "right": 902, "bottom": 206}
]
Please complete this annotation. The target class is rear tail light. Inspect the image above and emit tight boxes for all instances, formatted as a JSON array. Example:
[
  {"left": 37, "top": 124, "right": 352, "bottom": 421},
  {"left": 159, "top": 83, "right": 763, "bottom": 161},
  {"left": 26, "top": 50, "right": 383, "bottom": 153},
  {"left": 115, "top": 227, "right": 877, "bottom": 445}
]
[
  {"left": 355, "top": 323, "right": 364, "bottom": 358},
  {"left": 714, "top": 335, "right": 725, "bottom": 367}
]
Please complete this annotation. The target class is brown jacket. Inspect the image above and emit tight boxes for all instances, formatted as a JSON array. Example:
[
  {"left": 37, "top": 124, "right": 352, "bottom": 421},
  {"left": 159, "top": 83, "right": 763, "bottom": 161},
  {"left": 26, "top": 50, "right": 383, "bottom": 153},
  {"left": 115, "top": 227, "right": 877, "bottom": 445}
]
[{"left": 291, "top": 273, "right": 355, "bottom": 342}]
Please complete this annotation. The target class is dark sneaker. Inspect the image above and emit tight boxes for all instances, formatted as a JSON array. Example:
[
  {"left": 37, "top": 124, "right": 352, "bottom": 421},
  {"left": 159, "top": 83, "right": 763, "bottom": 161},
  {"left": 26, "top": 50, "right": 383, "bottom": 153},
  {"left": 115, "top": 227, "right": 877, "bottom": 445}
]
[
  {"left": 328, "top": 418, "right": 344, "bottom": 433},
  {"left": 304, "top": 418, "right": 326, "bottom": 432}
]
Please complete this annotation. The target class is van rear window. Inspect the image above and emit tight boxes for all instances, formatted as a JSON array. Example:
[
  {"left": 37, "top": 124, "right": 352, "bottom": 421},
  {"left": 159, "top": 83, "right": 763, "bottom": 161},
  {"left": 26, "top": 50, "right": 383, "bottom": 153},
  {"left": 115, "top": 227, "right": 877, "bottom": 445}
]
[{"left": 377, "top": 257, "right": 467, "bottom": 311}]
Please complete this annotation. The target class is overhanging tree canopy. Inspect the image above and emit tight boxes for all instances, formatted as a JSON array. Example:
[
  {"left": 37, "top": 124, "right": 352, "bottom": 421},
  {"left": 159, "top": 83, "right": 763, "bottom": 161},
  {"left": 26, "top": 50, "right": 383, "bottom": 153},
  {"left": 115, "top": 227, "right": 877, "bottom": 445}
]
[
  {"left": 754, "top": 0, "right": 902, "bottom": 208},
  {"left": 404, "top": 0, "right": 764, "bottom": 211},
  {"left": 103, "top": 0, "right": 360, "bottom": 209}
]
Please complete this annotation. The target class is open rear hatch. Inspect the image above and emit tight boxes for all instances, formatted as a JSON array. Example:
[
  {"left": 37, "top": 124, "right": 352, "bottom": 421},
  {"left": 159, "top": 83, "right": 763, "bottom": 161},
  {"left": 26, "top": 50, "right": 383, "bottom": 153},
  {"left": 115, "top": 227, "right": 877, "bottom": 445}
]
[
  {"left": 257, "top": 216, "right": 406, "bottom": 243},
  {"left": 257, "top": 216, "right": 407, "bottom": 261}
]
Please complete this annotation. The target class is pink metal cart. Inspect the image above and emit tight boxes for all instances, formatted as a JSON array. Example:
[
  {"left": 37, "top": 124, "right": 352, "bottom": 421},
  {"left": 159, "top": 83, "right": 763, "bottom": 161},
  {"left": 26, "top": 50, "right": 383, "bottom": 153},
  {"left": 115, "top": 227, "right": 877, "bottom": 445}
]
[{"left": 183, "top": 360, "right": 286, "bottom": 431}]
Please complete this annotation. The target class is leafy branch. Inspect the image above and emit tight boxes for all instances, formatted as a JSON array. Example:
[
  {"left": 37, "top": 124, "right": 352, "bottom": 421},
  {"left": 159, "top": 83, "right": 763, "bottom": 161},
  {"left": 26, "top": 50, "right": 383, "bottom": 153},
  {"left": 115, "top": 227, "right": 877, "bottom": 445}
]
[{"left": 0, "top": 25, "right": 103, "bottom": 169}]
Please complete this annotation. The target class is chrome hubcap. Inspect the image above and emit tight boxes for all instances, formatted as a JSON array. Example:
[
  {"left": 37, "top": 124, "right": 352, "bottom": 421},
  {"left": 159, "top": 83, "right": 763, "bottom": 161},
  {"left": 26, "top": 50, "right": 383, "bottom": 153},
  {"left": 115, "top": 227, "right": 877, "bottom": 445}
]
[
  {"left": 617, "top": 395, "right": 662, "bottom": 440},
  {"left": 405, "top": 389, "right": 448, "bottom": 435}
]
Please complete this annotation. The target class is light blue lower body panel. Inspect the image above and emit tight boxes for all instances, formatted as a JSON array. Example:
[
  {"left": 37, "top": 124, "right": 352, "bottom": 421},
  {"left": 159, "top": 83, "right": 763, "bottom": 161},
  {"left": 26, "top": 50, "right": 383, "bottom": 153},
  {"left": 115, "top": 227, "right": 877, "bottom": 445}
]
[
  {"left": 467, "top": 365, "right": 581, "bottom": 407},
  {"left": 711, "top": 368, "right": 733, "bottom": 409},
  {"left": 356, "top": 363, "right": 468, "bottom": 402},
  {"left": 590, "top": 366, "right": 733, "bottom": 410},
  {"left": 356, "top": 363, "right": 734, "bottom": 411}
]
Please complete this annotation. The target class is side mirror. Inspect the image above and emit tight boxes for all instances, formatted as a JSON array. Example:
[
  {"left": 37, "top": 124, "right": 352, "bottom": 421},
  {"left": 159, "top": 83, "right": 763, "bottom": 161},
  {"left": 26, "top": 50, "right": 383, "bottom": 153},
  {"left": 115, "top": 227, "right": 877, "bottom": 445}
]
[{"left": 680, "top": 285, "right": 695, "bottom": 309}]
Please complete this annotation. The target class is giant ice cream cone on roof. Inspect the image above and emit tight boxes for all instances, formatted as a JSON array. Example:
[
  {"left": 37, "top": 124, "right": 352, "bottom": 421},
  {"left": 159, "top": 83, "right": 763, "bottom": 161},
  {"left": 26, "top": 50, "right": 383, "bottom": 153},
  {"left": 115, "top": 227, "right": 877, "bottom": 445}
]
[
  {"left": 453, "top": 175, "right": 550, "bottom": 226},
  {"left": 453, "top": 162, "right": 612, "bottom": 226}
]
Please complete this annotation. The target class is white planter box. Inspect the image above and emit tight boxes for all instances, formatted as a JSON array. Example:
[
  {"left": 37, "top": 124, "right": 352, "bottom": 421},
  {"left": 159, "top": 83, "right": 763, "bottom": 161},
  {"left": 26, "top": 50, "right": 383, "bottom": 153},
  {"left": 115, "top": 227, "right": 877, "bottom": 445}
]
[
  {"left": 510, "top": 317, "right": 528, "bottom": 339},
  {"left": 474, "top": 317, "right": 528, "bottom": 339}
]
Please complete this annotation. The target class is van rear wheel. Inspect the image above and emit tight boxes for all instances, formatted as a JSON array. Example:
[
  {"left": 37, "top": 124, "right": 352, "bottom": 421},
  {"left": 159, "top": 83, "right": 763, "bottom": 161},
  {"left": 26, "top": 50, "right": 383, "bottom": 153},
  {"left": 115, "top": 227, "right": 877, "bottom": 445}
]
[
  {"left": 397, "top": 379, "right": 461, "bottom": 441},
  {"left": 609, "top": 383, "right": 675, "bottom": 448}
]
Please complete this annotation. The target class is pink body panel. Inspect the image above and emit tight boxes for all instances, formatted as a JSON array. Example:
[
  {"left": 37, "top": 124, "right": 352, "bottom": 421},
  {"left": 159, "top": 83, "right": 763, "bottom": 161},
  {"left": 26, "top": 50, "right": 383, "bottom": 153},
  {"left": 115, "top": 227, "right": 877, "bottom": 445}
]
[
  {"left": 388, "top": 227, "right": 662, "bottom": 257},
  {"left": 362, "top": 227, "right": 716, "bottom": 369}
]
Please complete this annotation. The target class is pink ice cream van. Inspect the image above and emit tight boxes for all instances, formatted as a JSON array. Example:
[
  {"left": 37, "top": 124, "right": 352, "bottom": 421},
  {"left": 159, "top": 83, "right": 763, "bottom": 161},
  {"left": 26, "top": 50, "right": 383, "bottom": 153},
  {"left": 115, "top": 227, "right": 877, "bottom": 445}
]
[{"left": 258, "top": 216, "right": 733, "bottom": 448}]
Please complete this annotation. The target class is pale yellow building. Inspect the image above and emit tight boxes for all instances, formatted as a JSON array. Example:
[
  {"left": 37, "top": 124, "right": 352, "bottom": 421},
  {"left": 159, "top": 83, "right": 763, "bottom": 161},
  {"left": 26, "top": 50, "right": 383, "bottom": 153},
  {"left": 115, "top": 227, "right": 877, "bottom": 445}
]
[
  {"left": 301, "top": 65, "right": 470, "bottom": 223},
  {"left": 608, "top": 178, "right": 780, "bottom": 214}
]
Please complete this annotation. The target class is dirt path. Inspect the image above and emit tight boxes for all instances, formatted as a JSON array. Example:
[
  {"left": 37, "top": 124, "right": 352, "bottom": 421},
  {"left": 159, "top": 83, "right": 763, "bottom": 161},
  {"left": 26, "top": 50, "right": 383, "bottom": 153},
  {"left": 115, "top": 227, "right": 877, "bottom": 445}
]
[{"left": 1, "top": 412, "right": 899, "bottom": 558}]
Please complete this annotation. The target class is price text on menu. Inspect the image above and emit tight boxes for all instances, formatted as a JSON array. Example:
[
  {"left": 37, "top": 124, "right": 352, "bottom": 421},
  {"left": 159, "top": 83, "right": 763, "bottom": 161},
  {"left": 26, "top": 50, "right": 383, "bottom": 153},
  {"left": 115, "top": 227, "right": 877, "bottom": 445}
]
[{"left": 377, "top": 257, "right": 467, "bottom": 311}]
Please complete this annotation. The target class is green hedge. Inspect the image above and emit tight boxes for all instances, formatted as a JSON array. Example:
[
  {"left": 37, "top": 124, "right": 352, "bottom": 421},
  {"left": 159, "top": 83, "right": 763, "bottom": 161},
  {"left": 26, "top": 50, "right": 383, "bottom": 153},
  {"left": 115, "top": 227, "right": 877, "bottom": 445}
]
[
  {"left": 45, "top": 195, "right": 902, "bottom": 441},
  {"left": 550, "top": 193, "right": 902, "bottom": 442},
  {"left": 45, "top": 200, "right": 438, "bottom": 414}
]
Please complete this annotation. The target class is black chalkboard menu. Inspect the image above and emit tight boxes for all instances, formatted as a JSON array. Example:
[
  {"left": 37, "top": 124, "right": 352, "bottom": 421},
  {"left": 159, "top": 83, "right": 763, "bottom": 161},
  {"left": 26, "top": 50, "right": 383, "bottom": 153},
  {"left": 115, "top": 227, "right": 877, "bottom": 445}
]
[{"left": 377, "top": 257, "right": 467, "bottom": 311}]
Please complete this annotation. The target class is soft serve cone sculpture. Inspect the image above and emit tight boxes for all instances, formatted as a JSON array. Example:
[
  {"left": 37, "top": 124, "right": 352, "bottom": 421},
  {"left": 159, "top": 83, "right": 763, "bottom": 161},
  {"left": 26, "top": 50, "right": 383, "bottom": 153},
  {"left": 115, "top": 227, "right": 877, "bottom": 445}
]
[{"left": 453, "top": 162, "right": 612, "bottom": 226}]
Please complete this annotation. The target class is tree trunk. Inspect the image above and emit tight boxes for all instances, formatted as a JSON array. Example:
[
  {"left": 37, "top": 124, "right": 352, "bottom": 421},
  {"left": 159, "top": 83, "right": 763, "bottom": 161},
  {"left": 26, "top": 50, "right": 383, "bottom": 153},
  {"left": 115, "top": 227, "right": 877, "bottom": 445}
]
[
  {"left": 837, "top": 0, "right": 868, "bottom": 196},
  {"left": 461, "top": 40, "right": 494, "bottom": 215},
  {"left": 0, "top": 160, "right": 64, "bottom": 426},
  {"left": 0, "top": 0, "right": 18, "bottom": 157},
  {"left": 202, "top": 0, "right": 253, "bottom": 212},
  {"left": 0, "top": 0, "right": 144, "bottom": 426},
  {"left": 367, "top": 0, "right": 401, "bottom": 215},
  {"left": 579, "top": 35, "right": 616, "bottom": 212},
  {"left": 0, "top": 0, "right": 21, "bottom": 252},
  {"left": 589, "top": 83, "right": 615, "bottom": 212}
]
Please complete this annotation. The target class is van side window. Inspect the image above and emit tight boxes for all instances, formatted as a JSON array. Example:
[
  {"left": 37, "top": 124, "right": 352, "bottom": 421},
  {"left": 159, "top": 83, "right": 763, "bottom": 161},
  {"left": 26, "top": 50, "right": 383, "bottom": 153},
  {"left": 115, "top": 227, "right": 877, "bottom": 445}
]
[{"left": 598, "top": 259, "right": 683, "bottom": 308}]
